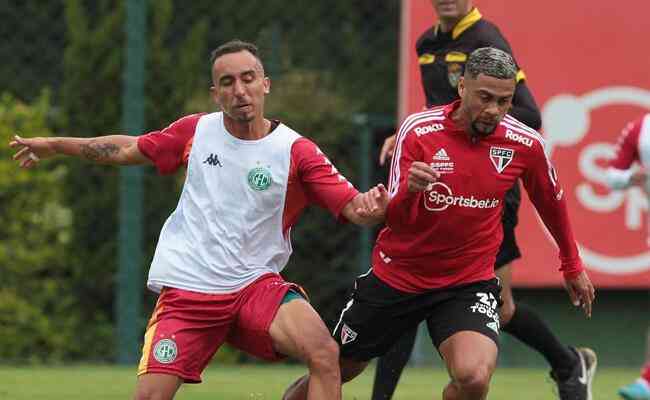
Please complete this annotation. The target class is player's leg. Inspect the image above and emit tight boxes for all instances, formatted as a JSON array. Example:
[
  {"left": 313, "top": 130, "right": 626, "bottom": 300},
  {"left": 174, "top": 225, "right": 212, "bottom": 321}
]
[
  {"left": 427, "top": 279, "right": 501, "bottom": 400},
  {"left": 282, "top": 269, "right": 421, "bottom": 400},
  {"left": 227, "top": 274, "right": 341, "bottom": 400},
  {"left": 371, "top": 326, "right": 418, "bottom": 400},
  {"left": 134, "top": 288, "right": 231, "bottom": 400},
  {"left": 440, "top": 332, "right": 497, "bottom": 400},
  {"left": 498, "top": 183, "right": 597, "bottom": 400},
  {"left": 269, "top": 298, "right": 342, "bottom": 400},
  {"left": 618, "top": 328, "right": 650, "bottom": 400}
]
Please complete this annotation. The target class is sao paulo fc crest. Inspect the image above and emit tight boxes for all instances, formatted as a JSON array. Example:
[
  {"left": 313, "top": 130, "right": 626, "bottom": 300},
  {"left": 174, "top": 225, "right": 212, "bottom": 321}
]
[
  {"left": 489, "top": 147, "right": 515, "bottom": 173},
  {"left": 341, "top": 323, "right": 358, "bottom": 345}
]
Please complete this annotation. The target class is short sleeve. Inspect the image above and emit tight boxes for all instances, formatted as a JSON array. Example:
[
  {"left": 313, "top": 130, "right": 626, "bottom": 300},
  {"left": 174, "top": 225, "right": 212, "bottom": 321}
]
[
  {"left": 137, "top": 113, "right": 204, "bottom": 175},
  {"left": 291, "top": 138, "right": 359, "bottom": 219}
]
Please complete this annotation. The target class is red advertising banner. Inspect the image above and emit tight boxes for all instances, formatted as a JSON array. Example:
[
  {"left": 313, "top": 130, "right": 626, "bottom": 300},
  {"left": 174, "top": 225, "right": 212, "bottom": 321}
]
[{"left": 399, "top": 0, "right": 650, "bottom": 287}]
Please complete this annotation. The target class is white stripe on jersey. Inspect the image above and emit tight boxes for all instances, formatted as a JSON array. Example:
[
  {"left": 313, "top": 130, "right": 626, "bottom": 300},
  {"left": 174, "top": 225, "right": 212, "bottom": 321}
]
[{"left": 390, "top": 107, "right": 446, "bottom": 196}]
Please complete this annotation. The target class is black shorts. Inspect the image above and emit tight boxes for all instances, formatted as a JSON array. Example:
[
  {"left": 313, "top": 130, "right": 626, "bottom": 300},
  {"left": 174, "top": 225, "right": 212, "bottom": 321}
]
[
  {"left": 333, "top": 271, "right": 501, "bottom": 362},
  {"left": 496, "top": 182, "right": 522, "bottom": 270}
]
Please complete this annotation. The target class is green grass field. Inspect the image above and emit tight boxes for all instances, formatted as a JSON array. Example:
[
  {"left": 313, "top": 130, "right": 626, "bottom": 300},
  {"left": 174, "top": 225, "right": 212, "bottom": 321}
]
[{"left": 0, "top": 364, "right": 637, "bottom": 399}]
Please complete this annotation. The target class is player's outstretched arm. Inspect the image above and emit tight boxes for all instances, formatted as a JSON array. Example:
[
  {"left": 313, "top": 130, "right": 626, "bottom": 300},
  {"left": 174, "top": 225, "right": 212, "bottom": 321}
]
[
  {"left": 341, "top": 184, "right": 390, "bottom": 227},
  {"left": 9, "top": 134, "right": 151, "bottom": 168}
]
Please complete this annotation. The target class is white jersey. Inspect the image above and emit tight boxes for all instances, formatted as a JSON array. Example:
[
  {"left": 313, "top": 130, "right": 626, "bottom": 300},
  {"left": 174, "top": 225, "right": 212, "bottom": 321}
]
[{"left": 147, "top": 112, "right": 301, "bottom": 293}]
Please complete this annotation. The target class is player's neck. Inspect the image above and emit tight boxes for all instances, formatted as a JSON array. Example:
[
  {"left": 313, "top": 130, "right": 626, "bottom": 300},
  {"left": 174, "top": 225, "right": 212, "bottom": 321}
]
[
  {"left": 438, "top": 17, "right": 461, "bottom": 33},
  {"left": 438, "top": 8, "right": 473, "bottom": 33},
  {"left": 450, "top": 106, "right": 473, "bottom": 136},
  {"left": 223, "top": 115, "right": 271, "bottom": 140}
]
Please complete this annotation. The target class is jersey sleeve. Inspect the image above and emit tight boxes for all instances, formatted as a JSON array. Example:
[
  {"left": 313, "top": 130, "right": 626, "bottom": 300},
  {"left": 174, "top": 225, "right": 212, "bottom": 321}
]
[
  {"left": 137, "top": 113, "right": 203, "bottom": 175},
  {"left": 521, "top": 140, "right": 584, "bottom": 278},
  {"left": 385, "top": 123, "right": 424, "bottom": 231},
  {"left": 291, "top": 138, "right": 359, "bottom": 220},
  {"left": 605, "top": 118, "right": 642, "bottom": 189},
  {"left": 609, "top": 118, "right": 641, "bottom": 170}
]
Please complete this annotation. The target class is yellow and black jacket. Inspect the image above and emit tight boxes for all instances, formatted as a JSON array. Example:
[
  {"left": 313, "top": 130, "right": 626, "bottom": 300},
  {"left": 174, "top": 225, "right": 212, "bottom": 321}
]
[{"left": 416, "top": 7, "right": 541, "bottom": 130}]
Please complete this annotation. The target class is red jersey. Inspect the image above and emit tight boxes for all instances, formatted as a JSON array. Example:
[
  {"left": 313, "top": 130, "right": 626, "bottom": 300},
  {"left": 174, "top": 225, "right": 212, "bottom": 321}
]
[
  {"left": 609, "top": 114, "right": 650, "bottom": 170},
  {"left": 374, "top": 101, "right": 583, "bottom": 293},
  {"left": 136, "top": 113, "right": 359, "bottom": 235}
]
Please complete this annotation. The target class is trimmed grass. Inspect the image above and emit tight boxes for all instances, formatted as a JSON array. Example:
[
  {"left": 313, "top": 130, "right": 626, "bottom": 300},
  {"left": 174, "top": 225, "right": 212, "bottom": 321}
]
[{"left": 0, "top": 364, "right": 637, "bottom": 399}]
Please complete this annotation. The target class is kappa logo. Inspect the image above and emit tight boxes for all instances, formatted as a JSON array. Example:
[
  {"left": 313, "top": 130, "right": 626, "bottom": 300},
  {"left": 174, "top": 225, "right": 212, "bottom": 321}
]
[
  {"left": 203, "top": 153, "right": 222, "bottom": 167},
  {"left": 415, "top": 123, "right": 444, "bottom": 136},
  {"left": 340, "top": 323, "right": 358, "bottom": 345},
  {"left": 489, "top": 147, "right": 515, "bottom": 173},
  {"left": 505, "top": 129, "right": 533, "bottom": 147}
]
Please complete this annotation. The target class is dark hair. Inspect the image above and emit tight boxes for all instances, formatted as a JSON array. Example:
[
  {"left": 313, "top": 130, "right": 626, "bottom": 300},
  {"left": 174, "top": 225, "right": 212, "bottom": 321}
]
[
  {"left": 464, "top": 47, "right": 516, "bottom": 81},
  {"left": 210, "top": 39, "right": 263, "bottom": 67}
]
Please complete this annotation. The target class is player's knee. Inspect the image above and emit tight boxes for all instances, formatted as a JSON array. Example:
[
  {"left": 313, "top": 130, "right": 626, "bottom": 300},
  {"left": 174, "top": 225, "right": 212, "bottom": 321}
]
[
  {"left": 452, "top": 363, "right": 493, "bottom": 396},
  {"left": 304, "top": 336, "right": 340, "bottom": 376},
  {"left": 499, "top": 298, "right": 516, "bottom": 326},
  {"left": 133, "top": 386, "right": 169, "bottom": 400}
]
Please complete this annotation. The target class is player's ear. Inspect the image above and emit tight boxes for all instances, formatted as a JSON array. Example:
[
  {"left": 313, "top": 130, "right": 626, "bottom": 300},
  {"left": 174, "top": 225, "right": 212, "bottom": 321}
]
[
  {"left": 457, "top": 76, "right": 466, "bottom": 98},
  {"left": 263, "top": 77, "right": 271, "bottom": 94}
]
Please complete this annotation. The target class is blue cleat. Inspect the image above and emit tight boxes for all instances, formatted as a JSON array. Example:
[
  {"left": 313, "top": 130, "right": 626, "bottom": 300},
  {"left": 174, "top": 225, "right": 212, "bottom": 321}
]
[{"left": 619, "top": 380, "right": 650, "bottom": 400}]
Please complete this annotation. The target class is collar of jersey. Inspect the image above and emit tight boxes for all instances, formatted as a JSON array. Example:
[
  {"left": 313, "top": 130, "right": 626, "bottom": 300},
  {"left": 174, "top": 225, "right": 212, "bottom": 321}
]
[
  {"left": 442, "top": 100, "right": 465, "bottom": 133},
  {"left": 434, "top": 7, "right": 482, "bottom": 40}
]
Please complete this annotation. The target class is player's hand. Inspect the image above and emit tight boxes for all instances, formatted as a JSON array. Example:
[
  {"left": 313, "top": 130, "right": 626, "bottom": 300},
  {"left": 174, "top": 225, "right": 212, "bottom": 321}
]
[
  {"left": 355, "top": 184, "right": 389, "bottom": 221},
  {"left": 564, "top": 270, "right": 595, "bottom": 318},
  {"left": 379, "top": 134, "right": 396, "bottom": 166},
  {"left": 408, "top": 161, "right": 440, "bottom": 192},
  {"left": 9, "top": 135, "right": 56, "bottom": 168}
]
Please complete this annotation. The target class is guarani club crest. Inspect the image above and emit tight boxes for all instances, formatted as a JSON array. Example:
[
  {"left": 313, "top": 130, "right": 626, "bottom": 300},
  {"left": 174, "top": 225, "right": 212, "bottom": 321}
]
[
  {"left": 247, "top": 166, "right": 272, "bottom": 191},
  {"left": 153, "top": 338, "right": 178, "bottom": 364},
  {"left": 489, "top": 147, "right": 515, "bottom": 173}
]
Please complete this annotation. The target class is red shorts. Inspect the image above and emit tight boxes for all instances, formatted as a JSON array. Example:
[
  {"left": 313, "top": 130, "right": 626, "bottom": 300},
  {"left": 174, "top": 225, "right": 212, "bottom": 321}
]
[{"left": 137, "top": 273, "right": 301, "bottom": 383}]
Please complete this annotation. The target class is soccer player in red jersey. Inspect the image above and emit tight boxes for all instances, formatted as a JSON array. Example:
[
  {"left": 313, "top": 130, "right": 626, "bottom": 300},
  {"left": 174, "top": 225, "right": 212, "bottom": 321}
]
[
  {"left": 605, "top": 114, "right": 650, "bottom": 400},
  {"left": 376, "top": 2, "right": 595, "bottom": 400},
  {"left": 10, "top": 40, "right": 389, "bottom": 400},
  {"left": 283, "top": 47, "right": 595, "bottom": 400}
]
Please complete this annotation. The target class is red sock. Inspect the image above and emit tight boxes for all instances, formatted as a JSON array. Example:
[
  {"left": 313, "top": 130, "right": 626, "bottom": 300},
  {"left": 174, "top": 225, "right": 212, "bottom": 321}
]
[{"left": 641, "top": 363, "right": 650, "bottom": 383}]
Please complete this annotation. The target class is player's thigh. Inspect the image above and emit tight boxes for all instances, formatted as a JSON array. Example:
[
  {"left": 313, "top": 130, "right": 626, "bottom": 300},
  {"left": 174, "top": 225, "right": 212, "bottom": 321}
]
[
  {"left": 268, "top": 298, "right": 338, "bottom": 362},
  {"left": 333, "top": 270, "right": 422, "bottom": 363},
  {"left": 228, "top": 275, "right": 323, "bottom": 361},
  {"left": 426, "top": 279, "right": 501, "bottom": 351},
  {"left": 138, "top": 288, "right": 231, "bottom": 384}
]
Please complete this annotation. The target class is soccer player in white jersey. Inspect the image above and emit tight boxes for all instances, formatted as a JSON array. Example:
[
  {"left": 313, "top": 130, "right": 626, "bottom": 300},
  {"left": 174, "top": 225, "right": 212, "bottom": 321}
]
[
  {"left": 283, "top": 47, "right": 595, "bottom": 400},
  {"left": 605, "top": 114, "right": 650, "bottom": 400},
  {"left": 9, "top": 40, "right": 389, "bottom": 400}
]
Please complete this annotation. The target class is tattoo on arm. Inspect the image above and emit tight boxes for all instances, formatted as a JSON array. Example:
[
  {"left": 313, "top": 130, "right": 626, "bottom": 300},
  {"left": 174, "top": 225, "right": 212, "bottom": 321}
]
[{"left": 80, "top": 142, "right": 121, "bottom": 162}]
